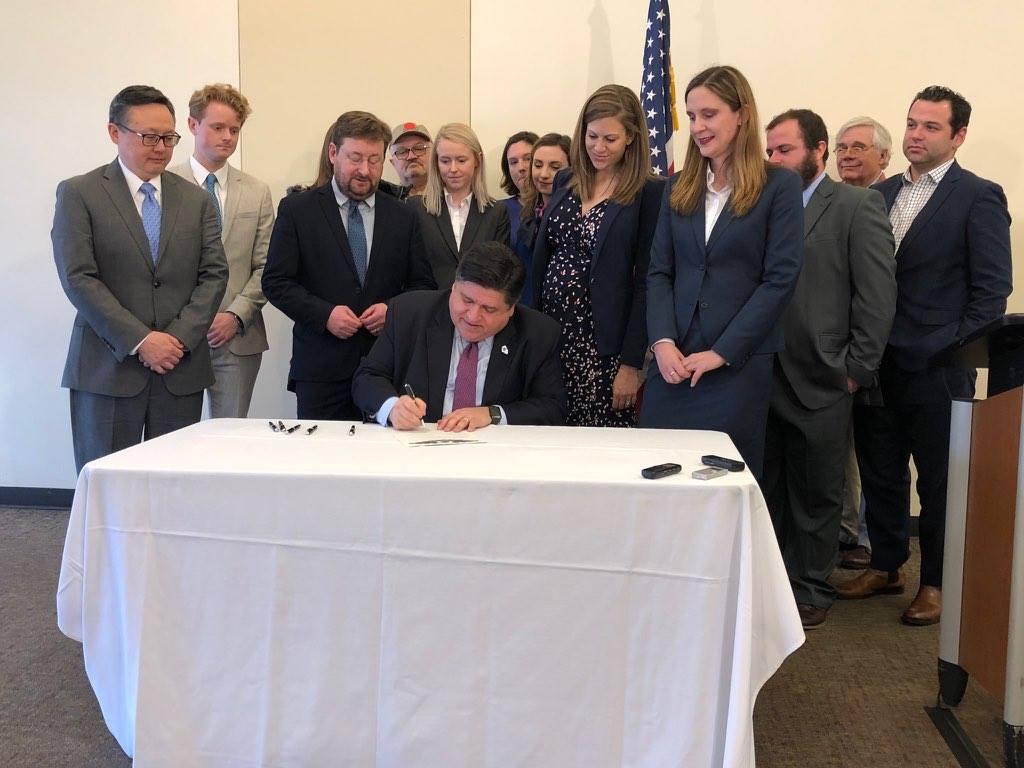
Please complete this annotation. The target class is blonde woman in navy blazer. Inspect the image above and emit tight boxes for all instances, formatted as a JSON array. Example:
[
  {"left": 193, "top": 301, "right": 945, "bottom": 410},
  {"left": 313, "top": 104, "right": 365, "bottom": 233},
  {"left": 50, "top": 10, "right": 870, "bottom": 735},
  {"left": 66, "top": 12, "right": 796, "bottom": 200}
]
[
  {"left": 639, "top": 66, "right": 803, "bottom": 478},
  {"left": 532, "top": 85, "right": 665, "bottom": 427}
]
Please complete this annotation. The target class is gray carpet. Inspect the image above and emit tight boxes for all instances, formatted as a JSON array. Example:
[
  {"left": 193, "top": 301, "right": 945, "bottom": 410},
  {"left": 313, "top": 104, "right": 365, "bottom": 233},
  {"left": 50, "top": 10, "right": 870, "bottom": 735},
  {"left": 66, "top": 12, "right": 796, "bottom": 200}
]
[{"left": 0, "top": 506, "right": 1006, "bottom": 767}]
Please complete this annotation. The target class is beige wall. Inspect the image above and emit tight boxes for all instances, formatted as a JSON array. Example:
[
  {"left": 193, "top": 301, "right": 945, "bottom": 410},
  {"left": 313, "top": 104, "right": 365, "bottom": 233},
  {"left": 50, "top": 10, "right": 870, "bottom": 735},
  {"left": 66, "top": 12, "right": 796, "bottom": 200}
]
[
  {"left": 472, "top": 0, "right": 1022, "bottom": 311},
  {"left": 238, "top": 0, "right": 472, "bottom": 418}
]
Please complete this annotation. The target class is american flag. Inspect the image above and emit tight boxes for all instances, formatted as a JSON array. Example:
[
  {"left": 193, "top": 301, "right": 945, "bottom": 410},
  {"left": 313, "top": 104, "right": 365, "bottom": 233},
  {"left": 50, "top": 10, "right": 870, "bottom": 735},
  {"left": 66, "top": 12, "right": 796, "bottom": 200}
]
[{"left": 641, "top": 0, "right": 678, "bottom": 176}]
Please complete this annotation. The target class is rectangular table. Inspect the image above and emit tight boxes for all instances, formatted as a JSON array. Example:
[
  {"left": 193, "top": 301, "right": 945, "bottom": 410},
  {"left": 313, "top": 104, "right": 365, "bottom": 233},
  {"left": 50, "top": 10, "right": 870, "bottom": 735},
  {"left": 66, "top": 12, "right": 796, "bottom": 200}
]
[{"left": 57, "top": 419, "right": 803, "bottom": 767}]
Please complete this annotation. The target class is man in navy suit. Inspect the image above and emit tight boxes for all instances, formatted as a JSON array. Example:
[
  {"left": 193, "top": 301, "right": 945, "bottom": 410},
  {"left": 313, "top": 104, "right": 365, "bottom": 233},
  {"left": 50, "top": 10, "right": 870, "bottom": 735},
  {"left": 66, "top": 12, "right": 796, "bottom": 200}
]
[
  {"left": 837, "top": 86, "right": 1012, "bottom": 625},
  {"left": 262, "top": 111, "right": 436, "bottom": 420}
]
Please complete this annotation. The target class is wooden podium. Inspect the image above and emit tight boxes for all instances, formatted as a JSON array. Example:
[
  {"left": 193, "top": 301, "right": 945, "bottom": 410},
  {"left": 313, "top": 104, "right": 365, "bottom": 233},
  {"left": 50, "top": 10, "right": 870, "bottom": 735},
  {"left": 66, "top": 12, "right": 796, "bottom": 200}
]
[{"left": 935, "top": 315, "right": 1024, "bottom": 766}]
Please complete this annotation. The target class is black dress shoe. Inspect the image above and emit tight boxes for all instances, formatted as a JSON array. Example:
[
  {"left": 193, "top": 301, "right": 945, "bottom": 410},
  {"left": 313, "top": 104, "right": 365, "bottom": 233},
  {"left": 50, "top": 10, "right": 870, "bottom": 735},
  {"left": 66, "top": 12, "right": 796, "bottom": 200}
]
[{"left": 797, "top": 603, "right": 828, "bottom": 629}]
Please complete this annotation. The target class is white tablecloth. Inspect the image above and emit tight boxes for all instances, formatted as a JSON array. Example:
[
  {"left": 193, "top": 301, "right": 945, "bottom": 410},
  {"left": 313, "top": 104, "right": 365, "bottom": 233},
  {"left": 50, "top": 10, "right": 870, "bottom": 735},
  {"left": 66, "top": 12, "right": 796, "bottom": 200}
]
[{"left": 57, "top": 419, "right": 803, "bottom": 768}]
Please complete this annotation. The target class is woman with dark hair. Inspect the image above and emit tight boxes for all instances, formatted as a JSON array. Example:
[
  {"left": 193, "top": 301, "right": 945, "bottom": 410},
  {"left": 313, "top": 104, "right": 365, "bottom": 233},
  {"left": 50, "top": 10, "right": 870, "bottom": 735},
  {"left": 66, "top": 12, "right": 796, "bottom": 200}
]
[
  {"left": 639, "top": 65, "right": 803, "bottom": 477},
  {"left": 532, "top": 85, "right": 665, "bottom": 427},
  {"left": 499, "top": 131, "right": 539, "bottom": 248},
  {"left": 514, "top": 133, "right": 570, "bottom": 307},
  {"left": 408, "top": 123, "right": 510, "bottom": 289}
]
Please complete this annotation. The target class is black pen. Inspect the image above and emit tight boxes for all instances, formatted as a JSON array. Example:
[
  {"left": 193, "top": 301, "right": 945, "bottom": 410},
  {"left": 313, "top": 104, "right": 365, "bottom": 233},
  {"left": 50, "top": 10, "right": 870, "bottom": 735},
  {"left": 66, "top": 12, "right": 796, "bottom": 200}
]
[
  {"left": 348, "top": 424, "right": 356, "bottom": 436},
  {"left": 307, "top": 425, "right": 318, "bottom": 435},
  {"left": 268, "top": 421, "right": 278, "bottom": 432},
  {"left": 403, "top": 383, "right": 416, "bottom": 399},
  {"left": 286, "top": 423, "right": 302, "bottom": 434}
]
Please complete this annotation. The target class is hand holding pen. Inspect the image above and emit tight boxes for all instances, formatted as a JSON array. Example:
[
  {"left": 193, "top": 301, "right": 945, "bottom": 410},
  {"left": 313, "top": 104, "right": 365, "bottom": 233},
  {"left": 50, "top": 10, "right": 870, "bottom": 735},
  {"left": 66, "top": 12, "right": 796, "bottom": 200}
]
[{"left": 389, "top": 383, "right": 427, "bottom": 430}]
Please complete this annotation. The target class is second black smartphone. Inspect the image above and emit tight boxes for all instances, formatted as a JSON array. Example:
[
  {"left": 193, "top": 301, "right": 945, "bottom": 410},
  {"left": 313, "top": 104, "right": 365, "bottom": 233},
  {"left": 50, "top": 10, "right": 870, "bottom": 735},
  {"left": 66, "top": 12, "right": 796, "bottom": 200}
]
[{"left": 701, "top": 454, "right": 745, "bottom": 472}]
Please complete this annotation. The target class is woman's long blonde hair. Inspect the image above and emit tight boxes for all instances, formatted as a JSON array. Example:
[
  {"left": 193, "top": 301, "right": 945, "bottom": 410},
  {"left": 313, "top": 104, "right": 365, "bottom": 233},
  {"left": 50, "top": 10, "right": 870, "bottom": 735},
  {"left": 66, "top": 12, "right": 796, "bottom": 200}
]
[
  {"left": 670, "top": 65, "right": 767, "bottom": 217},
  {"left": 423, "top": 123, "right": 493, "bottom": 215}
]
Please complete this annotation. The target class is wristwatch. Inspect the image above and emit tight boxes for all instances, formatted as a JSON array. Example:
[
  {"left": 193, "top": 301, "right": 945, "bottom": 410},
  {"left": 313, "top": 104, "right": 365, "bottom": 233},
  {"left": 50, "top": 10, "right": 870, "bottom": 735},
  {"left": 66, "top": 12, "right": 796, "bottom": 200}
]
[{"left": 488, "top": 405, "right": 501, "bottom": 425}]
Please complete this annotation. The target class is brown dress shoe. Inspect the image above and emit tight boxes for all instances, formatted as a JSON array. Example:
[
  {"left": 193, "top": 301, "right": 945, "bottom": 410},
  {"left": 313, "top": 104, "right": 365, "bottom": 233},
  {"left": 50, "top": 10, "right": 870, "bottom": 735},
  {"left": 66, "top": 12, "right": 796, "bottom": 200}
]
[
  {"left": 901, "top": 586, "right": 942, "bottom": 626},
  {"left": 839, "top": 545, "right": 871, "bottom": 570},
  {"left": 797, "top": 603, "right": 828, "bottom": 629},
  {"left": 835, "top": 567, "right": 905, "bottom": 599}
]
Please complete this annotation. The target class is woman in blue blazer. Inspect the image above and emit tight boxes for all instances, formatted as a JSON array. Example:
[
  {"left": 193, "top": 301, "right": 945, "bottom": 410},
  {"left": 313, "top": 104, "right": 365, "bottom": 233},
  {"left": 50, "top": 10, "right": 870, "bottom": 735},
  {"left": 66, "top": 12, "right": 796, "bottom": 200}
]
[
  {"left": 639, "top": 66, "right": 803, "bottom": 478},
  {"left": 532, "top": 85, "right": 665, "bottom": 427}
]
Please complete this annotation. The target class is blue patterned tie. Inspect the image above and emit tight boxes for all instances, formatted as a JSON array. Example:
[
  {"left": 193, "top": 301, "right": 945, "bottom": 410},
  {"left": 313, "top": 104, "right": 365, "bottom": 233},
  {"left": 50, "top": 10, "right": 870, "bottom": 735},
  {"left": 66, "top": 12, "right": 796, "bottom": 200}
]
[
  {"left": 140, "top": 182, "right": 161, "bottom": 264},
  {"left": 204, "top": 173, "right": 222, "bottom": 228},
  {"left": 347, "top": 201, "right": 368, "bottom": 285}
]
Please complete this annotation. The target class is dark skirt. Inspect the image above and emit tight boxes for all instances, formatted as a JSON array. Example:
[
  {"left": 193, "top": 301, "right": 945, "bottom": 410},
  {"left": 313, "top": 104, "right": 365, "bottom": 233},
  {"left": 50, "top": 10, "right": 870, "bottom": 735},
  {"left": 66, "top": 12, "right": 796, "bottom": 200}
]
[{"left": 638, "top": 352, "right": 774, "bottom": 479}]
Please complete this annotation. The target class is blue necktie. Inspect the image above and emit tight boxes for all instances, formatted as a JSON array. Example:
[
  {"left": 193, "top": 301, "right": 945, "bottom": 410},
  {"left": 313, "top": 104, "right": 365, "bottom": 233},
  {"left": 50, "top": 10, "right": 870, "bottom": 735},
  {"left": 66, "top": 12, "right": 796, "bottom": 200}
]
[
  {"left": 140, "top": 182, "right": 161, "bottom": 264},
  {"left": 347, "top": 201, "right": 368, "bottom": 285},
  {"left": 204, "top": 173, "right": 222, "bottom": 228}
]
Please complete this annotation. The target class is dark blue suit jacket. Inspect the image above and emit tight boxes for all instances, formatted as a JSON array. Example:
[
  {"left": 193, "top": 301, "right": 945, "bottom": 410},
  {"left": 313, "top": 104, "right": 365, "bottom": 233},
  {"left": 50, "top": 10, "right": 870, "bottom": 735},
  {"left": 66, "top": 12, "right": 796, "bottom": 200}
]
[
  {"left": 873, "top": 160, "right": 1012, "bottom": 371},
  {"left": 262, "top": 184, "right": 436, "bottom": 385},
  {"left": 647, "top": 165, "right": 804, "bottom": 366},
  {"left": 532, "top": 171, "right": 666, "bottom": 368}
]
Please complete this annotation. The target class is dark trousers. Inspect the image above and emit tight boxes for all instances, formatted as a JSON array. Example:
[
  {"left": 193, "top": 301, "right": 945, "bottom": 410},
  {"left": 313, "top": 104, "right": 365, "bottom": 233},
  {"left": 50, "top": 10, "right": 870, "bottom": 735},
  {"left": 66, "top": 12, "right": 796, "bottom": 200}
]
[
  {"left": 854, "top": 360, "right": 975, "bottom": 588},
  {"left": 70, "top": 375, "right": 203, "bottom": 473},
  {"left": 293, "top": 379, "right": 360, "bottom": 421},
  {"left": 763, "top": 367, "right": 852, "bottom": 608}
]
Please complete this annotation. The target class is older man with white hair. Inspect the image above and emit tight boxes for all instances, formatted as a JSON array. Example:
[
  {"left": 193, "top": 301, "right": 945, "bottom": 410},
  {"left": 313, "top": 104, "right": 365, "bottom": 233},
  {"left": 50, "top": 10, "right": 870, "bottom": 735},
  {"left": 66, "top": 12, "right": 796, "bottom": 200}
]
[{"left": 835, "top": 116, "right": 891, "bottom": 188}]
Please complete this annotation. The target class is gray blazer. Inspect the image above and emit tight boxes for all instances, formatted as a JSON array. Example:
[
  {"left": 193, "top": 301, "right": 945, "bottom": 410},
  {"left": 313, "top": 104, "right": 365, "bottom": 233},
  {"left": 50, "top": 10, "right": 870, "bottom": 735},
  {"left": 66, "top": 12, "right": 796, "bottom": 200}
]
[
  {"left": 777, "top": 175, "right": 896, "bottom": 409},
  {"left": 169, "top": 162, "right": 274, "bottom": 355},
  {"left": 52, "top": 159, "right": 228, "bottom": 397}
]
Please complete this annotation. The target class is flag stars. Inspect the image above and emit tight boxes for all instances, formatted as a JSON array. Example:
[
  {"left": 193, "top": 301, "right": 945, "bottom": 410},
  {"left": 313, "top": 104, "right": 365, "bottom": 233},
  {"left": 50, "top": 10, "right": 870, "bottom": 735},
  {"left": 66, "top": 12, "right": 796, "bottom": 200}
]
[
  {"left": 647, "top": 108, "right": 657, "bottom": 119},
  {"left": 649, "top": 127, "right": 659, "bottom": 138},
  {"left": 651, "top": 146, "right": 661, "bottom": 158}
]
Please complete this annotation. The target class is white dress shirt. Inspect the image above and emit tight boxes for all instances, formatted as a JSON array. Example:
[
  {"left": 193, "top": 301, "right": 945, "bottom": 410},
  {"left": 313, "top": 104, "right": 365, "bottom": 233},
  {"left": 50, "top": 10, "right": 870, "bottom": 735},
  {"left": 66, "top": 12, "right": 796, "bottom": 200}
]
[
  {"left": 189, "top": 155, "right": 228, "bottom": 215},
  {"left": 704, "top": 167, "right": 732, "bottom": 243},
  {"left": 446, "top": 191, "right": 473, "bottom": 249},
  {"left": 118, "top": 158, "right": 161, "bottom": 214}
]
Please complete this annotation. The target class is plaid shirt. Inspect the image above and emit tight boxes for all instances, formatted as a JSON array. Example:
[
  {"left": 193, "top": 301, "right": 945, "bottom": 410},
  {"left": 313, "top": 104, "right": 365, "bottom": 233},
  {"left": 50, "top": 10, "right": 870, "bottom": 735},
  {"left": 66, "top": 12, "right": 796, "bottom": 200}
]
[{"left": 889, "top": 157, "right": 956, "bottom": 251}]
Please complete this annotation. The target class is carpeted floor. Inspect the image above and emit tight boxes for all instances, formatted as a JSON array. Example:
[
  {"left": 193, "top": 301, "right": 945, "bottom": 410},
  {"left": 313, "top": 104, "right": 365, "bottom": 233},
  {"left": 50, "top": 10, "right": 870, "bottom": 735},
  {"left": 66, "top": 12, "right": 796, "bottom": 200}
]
[{"left": 0, "top": 506, "right": 1006, "bottom": 767}]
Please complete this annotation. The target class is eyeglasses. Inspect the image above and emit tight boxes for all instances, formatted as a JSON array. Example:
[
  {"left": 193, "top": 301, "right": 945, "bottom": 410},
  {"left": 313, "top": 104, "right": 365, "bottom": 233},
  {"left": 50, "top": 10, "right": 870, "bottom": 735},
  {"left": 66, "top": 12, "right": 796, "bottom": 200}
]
[
  {"left": 116, "top": 124, "right": 182, "bottom": 147},
  {"left": 834, "top": 142, "right": 876, "bottom": 156},
  {"left": 392, "top": 143, "right": 430, "bottom": 159}
]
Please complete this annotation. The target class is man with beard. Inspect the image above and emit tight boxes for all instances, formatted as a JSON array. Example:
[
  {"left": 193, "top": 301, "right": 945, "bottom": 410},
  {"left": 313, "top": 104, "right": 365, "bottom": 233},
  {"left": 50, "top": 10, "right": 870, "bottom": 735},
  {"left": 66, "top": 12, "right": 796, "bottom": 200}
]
[
  {"left": 262, "top": 111, "right": 436, "bottom": 420},
  {"left": 388, "top": 122, "right": 431, "bottom": 198},
  {"left": 762, "top": 109, "right": 896, "bottom": 628}
]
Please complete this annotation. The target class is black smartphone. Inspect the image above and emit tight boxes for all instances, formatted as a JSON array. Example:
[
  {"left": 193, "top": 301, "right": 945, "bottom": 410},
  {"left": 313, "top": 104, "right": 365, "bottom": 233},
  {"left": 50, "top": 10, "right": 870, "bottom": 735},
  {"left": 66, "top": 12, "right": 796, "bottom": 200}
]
[
  {"left": 641, "top": 462, "right": 682, "bottom": 480},
  {"left": 701, "top": 454, "right": 745, "bottom": 472}
]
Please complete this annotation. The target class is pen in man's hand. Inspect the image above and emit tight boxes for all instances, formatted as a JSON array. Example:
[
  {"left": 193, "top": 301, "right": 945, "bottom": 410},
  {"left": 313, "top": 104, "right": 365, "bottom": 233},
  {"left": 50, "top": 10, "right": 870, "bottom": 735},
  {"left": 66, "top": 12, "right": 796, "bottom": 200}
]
[{"left": 403, "top": 384, "right": 416, "bottom": 399}]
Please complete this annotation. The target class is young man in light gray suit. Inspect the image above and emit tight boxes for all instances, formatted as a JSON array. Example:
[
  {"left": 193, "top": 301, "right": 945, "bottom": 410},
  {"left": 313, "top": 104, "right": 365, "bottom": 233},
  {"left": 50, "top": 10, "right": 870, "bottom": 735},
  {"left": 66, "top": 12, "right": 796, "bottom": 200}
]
[
  {"left": 762, "top": 109, "right": 897, "bottom": 628},
  {"left": 171, "top": 84, "right": 274, "bottom": 418},
  {"left": 53, "top": 85, "right": 228, "bottom": 473}
]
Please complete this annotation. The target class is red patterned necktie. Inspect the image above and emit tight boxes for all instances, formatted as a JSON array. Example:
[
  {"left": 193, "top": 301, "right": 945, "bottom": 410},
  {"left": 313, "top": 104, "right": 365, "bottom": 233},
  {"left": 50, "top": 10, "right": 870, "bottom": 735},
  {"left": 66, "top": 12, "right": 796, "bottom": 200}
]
[{"left": 452, "top": 341, "right": 478, "bottom": 410}]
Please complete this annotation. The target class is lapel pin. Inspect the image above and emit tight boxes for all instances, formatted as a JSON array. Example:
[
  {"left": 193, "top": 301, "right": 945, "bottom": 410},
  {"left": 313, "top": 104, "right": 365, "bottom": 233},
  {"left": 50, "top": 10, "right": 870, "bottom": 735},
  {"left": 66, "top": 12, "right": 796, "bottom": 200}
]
[{"left": 501, "top": 345, "right": 509, "bottom": 355}]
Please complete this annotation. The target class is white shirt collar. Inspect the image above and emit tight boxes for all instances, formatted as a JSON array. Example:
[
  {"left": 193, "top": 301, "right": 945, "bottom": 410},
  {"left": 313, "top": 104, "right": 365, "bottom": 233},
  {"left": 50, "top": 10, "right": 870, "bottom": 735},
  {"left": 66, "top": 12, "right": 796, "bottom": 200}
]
[
  {"left": 332, "top": 176, "right": 376, "bottom": 210},
  {"left": 445, "top": 190, "right": 473, "bottom": 210},
  {"left": 118, "top": 157, "right": 161, "bottom": 195},
  {"left": 189, "top": 155, "right": 228, "bottom": 188},
  {"left": 705, "top": 166, "right": 731, "bottom": 195}
]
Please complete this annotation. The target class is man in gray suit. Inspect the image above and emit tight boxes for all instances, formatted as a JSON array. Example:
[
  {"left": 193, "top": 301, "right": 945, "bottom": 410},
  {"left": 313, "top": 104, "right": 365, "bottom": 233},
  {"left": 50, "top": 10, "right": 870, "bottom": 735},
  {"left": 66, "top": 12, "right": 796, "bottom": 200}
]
[
  {"left": 763, "top": 109, "right": 896, "bottom": 628},
  {"left": 53, "top": 85, "right": 227, "bottom": 472},
  {"left": 171, "top": 83, "right": 274, "bottom": 418}
]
